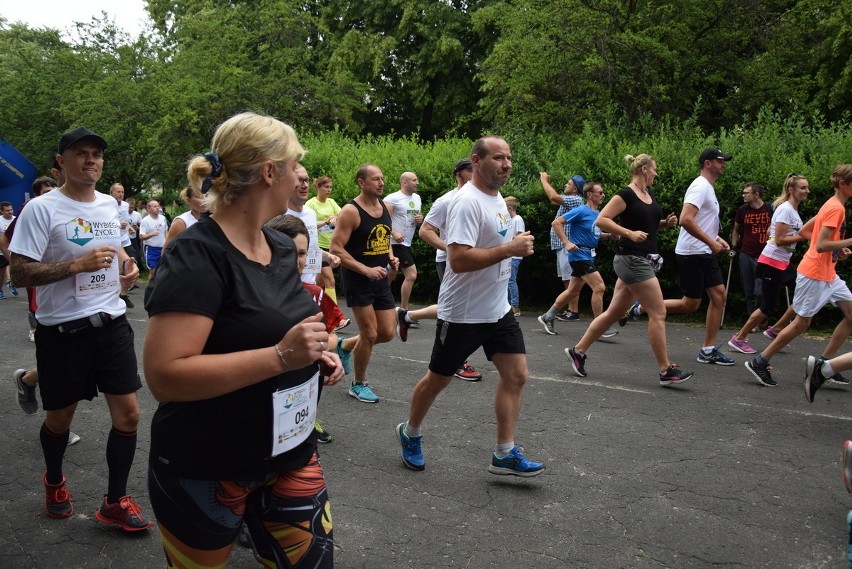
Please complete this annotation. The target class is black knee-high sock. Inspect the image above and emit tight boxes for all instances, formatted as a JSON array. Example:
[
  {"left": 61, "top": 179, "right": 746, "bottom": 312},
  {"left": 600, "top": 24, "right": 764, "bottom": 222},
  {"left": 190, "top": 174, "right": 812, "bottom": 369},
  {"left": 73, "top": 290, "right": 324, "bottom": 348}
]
[
  {"left": 106, "top": 427, "right": 137, "bottom": 502},
  {"left": 40, "top": 424, "right": 69, "bottom": 485}
]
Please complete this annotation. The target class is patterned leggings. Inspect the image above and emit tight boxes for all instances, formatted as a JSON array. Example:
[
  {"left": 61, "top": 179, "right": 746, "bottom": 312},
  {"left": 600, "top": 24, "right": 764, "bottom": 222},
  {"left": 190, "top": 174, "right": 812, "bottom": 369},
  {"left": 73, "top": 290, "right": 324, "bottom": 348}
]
[{"left": 148, "top": 454, "right": 333, "bottom": 568}]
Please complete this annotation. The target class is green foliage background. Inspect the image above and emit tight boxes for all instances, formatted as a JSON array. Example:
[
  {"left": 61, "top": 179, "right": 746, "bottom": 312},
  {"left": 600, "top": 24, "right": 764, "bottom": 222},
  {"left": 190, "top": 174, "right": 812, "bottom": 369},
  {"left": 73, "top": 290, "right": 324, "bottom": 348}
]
[{"left": 297, "top": 111, "right": 850, "bottom": 330}]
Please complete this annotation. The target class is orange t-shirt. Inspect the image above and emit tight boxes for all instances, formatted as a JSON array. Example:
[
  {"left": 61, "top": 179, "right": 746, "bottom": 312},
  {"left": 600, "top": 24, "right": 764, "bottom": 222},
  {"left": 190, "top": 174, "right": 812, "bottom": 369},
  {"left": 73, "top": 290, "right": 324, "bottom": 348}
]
[{"left": 797, "top": 196, "right": 847, "bottom": 282}]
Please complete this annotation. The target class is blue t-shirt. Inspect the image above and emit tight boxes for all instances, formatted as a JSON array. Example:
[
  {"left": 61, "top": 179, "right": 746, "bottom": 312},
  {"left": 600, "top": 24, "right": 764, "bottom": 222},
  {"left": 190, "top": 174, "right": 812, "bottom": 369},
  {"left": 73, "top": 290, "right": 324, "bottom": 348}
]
[{"left": 561, "top": 204, "right": 600, "bottom": 262}]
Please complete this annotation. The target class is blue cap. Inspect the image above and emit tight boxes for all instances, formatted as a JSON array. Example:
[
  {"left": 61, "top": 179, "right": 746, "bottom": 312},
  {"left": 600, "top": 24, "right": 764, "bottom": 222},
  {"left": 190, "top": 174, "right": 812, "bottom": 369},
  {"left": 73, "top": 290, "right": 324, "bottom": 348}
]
[{"left": 570, "top": 175, "right": 586, "bottom": 193}]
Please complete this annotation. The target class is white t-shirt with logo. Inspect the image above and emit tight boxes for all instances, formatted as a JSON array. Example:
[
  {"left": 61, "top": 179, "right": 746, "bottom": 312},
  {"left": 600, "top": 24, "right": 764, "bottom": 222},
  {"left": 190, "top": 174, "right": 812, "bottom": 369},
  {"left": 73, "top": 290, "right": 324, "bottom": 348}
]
[
  {"left": 761, "top": 201, "right": 802, "bottom": 263},
  {"left": 423, "top": 188, "right": 459, "bottom": 263},
  {"left": 128, "top": 210, "right": 142, "bottom": 239},
  {"left": 9, "top": 190, "right": 126, "bottom": 325},
  {"left": 384, "top": 190, "right": 422, "bottom": 247},
  {"left": 286, "top": 206, "right": 321, "bottom": 284},
  {"left": 676, "top": 175, "right": 721, "bottom": 255},
  {"left": 140, "top": 214, "right": 168, "bottom": 248},
  {"left": 438, "top": 182, "right": 512, "bottom": 323}
]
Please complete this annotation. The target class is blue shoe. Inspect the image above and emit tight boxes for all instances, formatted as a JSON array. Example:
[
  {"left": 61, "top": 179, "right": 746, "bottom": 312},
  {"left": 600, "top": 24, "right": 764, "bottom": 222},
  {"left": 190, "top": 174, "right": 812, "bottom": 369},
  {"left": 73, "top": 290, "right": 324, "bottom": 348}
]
[
  {"left": 7, "top": 281, "right": 18, "bottom": 296},
  {"left": 697, "top": 347, "right": 735, "bottom": 366},
  {"left": 336, "top": 337, "right": 352, "bottom": 375},
  {"left": 488, "top": 445, "right": 545, "bottom": 477},
  {"left": 348, "top": 381, "right": 379, "bottom": 403},
  {"left": 0, "top": 290, "right": 6, "bottom": 300},
  {"left": 396, "top": 422, "right": 424, "bottom": 470}
]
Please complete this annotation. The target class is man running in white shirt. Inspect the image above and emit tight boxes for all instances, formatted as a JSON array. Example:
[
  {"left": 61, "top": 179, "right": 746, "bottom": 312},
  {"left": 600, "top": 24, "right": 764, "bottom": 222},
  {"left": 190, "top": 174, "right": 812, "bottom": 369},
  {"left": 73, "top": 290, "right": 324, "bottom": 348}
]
[{"left": 395, "top": 135, "right": 544, "bottom": 477}]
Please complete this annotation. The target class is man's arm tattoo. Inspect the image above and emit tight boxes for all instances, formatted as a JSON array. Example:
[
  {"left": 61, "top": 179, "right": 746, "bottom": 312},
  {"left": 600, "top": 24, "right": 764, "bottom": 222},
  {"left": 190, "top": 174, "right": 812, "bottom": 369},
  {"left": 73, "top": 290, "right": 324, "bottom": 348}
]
[{"left": 11, "top": 254, "right": 76, "bottom": 288}]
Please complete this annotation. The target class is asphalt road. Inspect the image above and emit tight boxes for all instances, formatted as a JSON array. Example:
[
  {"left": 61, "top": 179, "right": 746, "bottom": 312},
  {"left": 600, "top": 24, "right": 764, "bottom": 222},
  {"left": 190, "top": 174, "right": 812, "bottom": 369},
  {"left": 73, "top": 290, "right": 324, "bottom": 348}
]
[{"left": 1, "top": 286, "right": 851, "bottom": 568}]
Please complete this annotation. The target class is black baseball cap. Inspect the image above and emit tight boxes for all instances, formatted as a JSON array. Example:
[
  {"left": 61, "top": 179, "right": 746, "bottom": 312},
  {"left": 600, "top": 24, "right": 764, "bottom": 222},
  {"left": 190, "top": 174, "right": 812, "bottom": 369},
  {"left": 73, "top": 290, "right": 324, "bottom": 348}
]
[
  {"left": 698, "top": 148, "right": 732, "bottom": 166},
  {"left": 453, "top": 158, "right": 472, "bottom": 174},
  {"left": 57, "top": 127, "right": 108, "bottom": 154}
]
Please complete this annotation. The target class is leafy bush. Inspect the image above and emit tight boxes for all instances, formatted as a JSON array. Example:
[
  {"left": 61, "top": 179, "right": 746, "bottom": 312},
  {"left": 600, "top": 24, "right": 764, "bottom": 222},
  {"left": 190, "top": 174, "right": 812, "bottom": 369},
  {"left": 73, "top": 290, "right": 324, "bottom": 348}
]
[{"left": 187, "top": 112, "right": 852, "bottom": 329}]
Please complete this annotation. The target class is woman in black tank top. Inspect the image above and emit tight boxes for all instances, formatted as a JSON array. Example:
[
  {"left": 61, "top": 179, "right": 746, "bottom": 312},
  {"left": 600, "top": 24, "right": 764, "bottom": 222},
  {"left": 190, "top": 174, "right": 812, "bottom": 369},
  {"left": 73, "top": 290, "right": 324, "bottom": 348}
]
[{"left": 565, "top": 154, "right": 695, "bottom": 386}]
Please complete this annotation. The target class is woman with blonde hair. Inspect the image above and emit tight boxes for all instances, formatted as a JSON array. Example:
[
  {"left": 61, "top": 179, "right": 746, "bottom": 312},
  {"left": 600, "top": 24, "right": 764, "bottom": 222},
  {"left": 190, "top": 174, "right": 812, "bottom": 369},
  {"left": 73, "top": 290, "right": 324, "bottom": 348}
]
[
  {"left": 565, "top": 153, "right": 692, "bottom": 386},
  {"left": 728, "top": 174, "right": 813, "bottom": 354},
  {"left": 162, "top": 184, "right": 209, "bottom": 249},
  {"left": 143, "top": 112, "right": 341, "bottom": 568}
]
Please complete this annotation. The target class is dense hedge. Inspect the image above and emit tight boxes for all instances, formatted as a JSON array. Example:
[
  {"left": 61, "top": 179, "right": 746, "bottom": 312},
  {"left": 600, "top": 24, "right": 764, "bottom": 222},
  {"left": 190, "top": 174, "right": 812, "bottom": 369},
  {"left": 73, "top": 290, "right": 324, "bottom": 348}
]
[{"left": 166, "top": 112, "right": 851, "bottom": 329}]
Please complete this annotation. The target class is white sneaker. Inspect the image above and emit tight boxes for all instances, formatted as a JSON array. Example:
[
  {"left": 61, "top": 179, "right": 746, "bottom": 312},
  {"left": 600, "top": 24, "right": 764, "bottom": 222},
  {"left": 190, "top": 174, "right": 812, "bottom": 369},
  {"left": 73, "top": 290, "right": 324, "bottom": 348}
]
[
  {"left": 68, "top": 432, "right": 81, "bottom": 446},
  {"left": 28, "top": 329, "right": 35, "bottom": 342},
  {"left": 601, "top": 328, "right": 619, "bottom": 339}
]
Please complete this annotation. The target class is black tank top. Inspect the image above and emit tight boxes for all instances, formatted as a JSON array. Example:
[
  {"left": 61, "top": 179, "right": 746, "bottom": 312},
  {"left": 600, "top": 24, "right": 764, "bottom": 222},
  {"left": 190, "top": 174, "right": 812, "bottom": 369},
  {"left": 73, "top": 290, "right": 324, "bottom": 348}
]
[
  {"left": 616, "top": 186, "right": 663, "bottom": 257},
  {"left": 344, "top": 199, "right": 392, "bottom": 268}
]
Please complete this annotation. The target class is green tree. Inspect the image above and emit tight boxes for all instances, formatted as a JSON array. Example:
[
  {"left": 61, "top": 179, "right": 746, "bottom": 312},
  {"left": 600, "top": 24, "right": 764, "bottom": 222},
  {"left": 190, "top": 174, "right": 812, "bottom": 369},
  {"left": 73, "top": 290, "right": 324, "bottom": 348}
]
[
  {"left": 471, "top": 0, "right": 812, "bottom": 133},
  {"left": 733, "top": 0, "right": 851, "bottom": 124},
  {"left": 321, "top": 0, "right": 493, "bottom": 139}
]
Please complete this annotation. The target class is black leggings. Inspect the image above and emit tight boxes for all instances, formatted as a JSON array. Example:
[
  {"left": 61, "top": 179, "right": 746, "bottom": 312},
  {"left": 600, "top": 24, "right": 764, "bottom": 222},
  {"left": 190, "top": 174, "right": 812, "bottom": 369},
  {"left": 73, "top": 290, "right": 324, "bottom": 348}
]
[{"left": 756, "top": 262, "right": 796, "bottom": 319}]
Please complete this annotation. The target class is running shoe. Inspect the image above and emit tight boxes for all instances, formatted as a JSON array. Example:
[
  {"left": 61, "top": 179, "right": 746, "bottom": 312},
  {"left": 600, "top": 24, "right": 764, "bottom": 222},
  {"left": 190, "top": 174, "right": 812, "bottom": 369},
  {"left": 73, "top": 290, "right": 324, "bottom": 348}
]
[
  {"left": 830, "top": 372, "right": 851, "bottom": 385},
  {"left": 43, "top": 473, "right": 73, "bottom": 519},
  {"left": 565, "top": 346, "right": 587, "bottom": 377},
  {"left": 409, "top": 320, "right": 421, "bottom": 329},
  {"left": 618, "top": 300, "right": 641, "bottom": 327},
  {"left": 697, "top": 347, "right": 735, "bottom": 365},
  {"left": 333, "top": 318, "right": 351, "bottom": 332},
  {"left": 804, "top": 355, "right": 826, "bottom": 403},
  {"left": 14, "top": 368, "right": 38, "bottom": 415},
  {"left": 119, "top": 294, "right": 134, "bottom": 309},
  {"left": 537, "top": 314, "right": 557, "bottom": 335},
  {"left": 727, "top": 335, "right": 757, "bottom": 354},
  {"left": 659, "top": 364, "right": 694, "bottom": 387},
  {"left": 68, "top": 432, "right": 81, "bottom": 446},
  {"left": 553, "top": 310, "right": 573, "bottom": 322},
  {"left": 488, "top": 445, "right": 545, "bottom": 477},
  {"left": 336, "top": 337, "right": 352, "bottom": 375},
  {"left": 843, "top": 441, "right": 852, "bottom": 494},
  {"left": 762, "top": 326, "right": 778, "bottom": 340},
  {"left": 0, "top": 291, "right": 6, "bottom": 300},
  {"left": 745, "top": 358, "right": 776, "bottom": 386},
  {"left": 94, "top": 495, "right": 153, "bottom": 532},
  {"left": 314, "top": 420, "right": 332, "bottom": 444},
  {"left": 28, "top": 329, "right": 35, "bottom": 342},
  {"left": 349, "top": 381, "right": 379, "bottom": 403},
  {"left": 7, "top": 280, "right": 18, "bottom": 296},
  {"left": 601, "top": 327, "right": 619, "bottom": 339},
  {"left": 454, "top": 362, "right": 482, "bottom": 382},
  {"left": 396, "top": 307, "right": 411, "bottom": 342},
  {"left": 512, "top": 306, "right": 521, "bottom": 317},
  {"left": 396, "top": 422, "right": 425, "bottom": 471}
]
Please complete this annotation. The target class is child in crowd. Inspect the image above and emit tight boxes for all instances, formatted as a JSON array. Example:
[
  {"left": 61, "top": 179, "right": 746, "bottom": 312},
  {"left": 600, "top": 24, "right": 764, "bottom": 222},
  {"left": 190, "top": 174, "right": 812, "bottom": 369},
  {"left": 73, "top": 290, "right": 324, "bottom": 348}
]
[
  {"left": 267, "top": 214, "right": 358, "bottom": 443},
  {"left": 505, "top": 196, "right": 525, "bottom": 316}
]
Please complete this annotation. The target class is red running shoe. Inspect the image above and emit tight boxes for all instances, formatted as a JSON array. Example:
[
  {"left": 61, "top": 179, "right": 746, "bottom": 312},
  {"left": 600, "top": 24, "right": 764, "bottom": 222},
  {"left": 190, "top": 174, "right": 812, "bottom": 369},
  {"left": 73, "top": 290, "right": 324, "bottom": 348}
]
[
  {"left": 454, "top": 361, "right": 482, "bottom": 382},
  {"left": 44, "top": 473, "right": 73, "bottom": 519},
  {"left": 94, "top": 495, "right": 154, "bottom": 532}
]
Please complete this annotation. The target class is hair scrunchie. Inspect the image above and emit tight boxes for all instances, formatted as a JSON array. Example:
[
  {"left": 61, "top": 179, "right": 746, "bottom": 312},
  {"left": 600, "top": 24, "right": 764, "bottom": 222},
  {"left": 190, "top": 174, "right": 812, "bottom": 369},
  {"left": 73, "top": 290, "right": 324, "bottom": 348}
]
[{"left": 201, "top": 151, "right": 223, "bottom": 194}]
